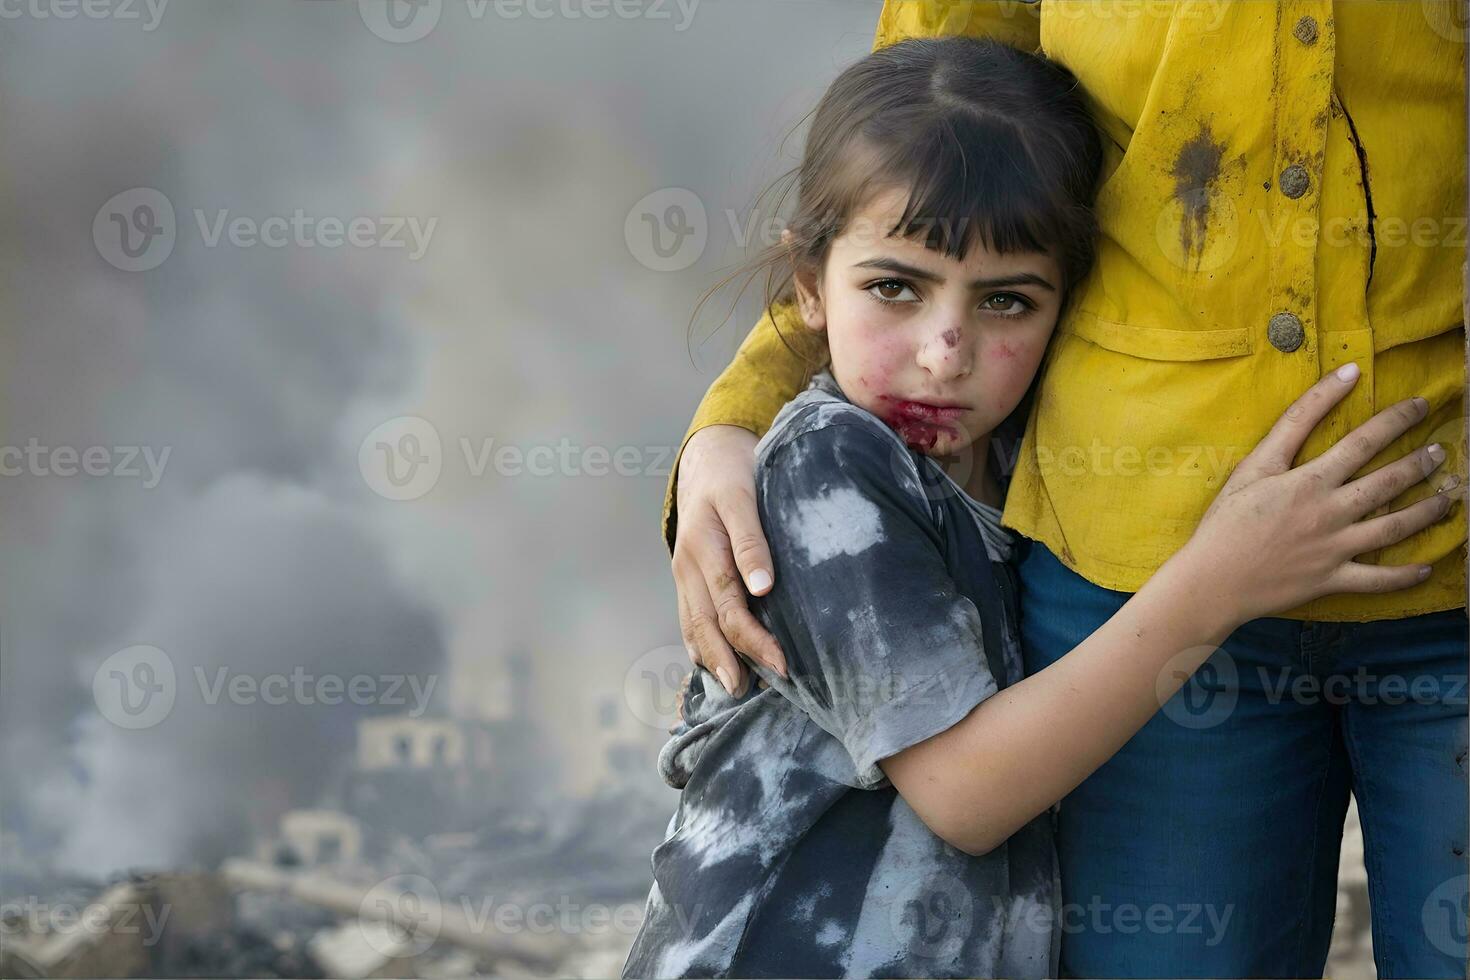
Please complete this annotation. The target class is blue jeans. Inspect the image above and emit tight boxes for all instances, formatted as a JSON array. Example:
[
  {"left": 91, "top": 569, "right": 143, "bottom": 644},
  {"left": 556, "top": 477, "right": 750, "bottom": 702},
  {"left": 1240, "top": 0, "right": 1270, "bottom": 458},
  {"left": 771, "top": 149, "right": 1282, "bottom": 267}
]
[{"left": 1016, "top": 540, "right": 1468, "bottom": 979}]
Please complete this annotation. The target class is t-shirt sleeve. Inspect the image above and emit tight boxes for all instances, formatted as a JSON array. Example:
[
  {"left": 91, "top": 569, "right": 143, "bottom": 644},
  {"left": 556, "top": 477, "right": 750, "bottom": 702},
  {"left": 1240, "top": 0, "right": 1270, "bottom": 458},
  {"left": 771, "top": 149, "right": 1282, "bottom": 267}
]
[{"left": 749, "top": 418, "right": 1001, "bottom": 789}]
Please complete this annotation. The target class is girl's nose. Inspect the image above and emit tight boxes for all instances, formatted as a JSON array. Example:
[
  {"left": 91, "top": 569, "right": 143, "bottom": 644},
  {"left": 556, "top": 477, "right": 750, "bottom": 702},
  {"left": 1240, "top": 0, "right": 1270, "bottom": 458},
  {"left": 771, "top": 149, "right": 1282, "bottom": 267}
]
[{"left": 915, "top": 319, "right": 972, "bottom": 381}]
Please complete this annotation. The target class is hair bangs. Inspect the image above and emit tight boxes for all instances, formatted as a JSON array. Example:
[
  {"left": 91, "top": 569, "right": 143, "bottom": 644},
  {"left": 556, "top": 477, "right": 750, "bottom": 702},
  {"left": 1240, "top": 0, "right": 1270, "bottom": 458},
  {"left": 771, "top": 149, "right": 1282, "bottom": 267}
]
[{"left": 874, "top": 112, "right": 1067, "bottom": 263}]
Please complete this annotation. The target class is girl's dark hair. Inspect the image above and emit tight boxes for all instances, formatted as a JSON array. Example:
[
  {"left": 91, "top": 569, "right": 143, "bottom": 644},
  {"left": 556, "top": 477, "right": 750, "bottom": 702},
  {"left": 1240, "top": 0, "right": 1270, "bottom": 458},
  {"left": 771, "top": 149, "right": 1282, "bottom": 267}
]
[{"left": 693, "top": 33, "right": 1104, "bottom": 365}]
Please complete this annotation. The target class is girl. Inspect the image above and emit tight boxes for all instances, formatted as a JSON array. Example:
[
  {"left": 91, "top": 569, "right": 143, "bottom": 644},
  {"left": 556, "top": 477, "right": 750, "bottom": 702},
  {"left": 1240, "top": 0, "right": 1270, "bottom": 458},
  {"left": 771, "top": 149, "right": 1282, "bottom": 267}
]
[{"left": 623, "top": 37, "right": 1453, "bottom": 979}]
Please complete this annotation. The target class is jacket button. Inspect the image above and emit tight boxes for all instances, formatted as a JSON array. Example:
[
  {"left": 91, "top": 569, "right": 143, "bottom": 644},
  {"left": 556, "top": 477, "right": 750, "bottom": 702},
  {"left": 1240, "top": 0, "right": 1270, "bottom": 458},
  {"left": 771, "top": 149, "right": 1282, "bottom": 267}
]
[
  {"left": 1279, "top": 164, "right": 1310, "bottom": 199},
  {"left": 1293, "top": 15, "right": 1318, "bottom": 45},
  {"left": 1268, "top": 312, "right": 1305, "bottom": 352}
]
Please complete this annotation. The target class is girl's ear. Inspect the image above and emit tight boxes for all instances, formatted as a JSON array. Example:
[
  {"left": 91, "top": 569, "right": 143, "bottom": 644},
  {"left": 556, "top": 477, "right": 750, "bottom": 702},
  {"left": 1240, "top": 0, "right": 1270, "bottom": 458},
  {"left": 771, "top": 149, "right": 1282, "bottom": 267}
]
[{"left": 783, "top": 228, "right": 826, "bottom": 333}]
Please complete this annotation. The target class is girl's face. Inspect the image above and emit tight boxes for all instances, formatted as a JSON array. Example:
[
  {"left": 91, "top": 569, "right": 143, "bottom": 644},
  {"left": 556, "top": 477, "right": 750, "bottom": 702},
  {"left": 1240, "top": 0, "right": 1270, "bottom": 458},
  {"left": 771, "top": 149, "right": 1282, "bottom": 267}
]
[{"left": 792, "top": 187, "right": 1063, "bottom": 457}]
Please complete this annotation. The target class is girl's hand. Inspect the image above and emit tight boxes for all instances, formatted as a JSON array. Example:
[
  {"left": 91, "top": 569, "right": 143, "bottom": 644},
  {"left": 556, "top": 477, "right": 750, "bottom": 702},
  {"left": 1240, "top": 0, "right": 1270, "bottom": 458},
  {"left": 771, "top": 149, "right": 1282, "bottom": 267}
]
[{"left": 1176, "top": 363, "right": 1459, "bottom": 625}]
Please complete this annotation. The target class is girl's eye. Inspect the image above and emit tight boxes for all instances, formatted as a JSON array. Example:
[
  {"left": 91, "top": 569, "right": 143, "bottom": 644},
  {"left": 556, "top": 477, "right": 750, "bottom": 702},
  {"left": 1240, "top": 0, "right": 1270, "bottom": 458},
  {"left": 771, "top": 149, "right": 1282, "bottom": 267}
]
[
  {"left": 866, "top": 279, "right": 918, "bottom": 306},
  {"left": 982, "top": 293, "right": 1035, "bottom": 317}
]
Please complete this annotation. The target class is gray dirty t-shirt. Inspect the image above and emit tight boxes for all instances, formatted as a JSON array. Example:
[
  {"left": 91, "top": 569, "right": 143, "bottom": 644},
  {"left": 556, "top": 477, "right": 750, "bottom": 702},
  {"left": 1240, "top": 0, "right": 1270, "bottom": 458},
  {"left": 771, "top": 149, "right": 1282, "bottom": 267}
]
[{"left": 622, "top": 371, "right": 1060, "bottom": 979}]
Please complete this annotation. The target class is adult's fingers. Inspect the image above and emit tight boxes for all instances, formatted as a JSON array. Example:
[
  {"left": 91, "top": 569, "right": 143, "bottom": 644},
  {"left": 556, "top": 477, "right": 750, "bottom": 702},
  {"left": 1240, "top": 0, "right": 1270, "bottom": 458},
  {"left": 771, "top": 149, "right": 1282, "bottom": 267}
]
[
  {"left": 1335, "top": 442, "right": 1447, "bottom": 519},
  {"left": 1324, "top": 558, "right": 1435, "bottom": 596},
  {"left": 677, "top": 571, "right": 747, "bottom": 697},
  {"left": 1234, "top": 363, "right": 1361, "bottom": 482},
  {"left": 708, "top": 487, "right": 787, "bottom": 677},
  {"left": 716, "top": 485, "right": 777, "bottom": 599},
  {"left": 699, "top": 558, "right": 788, "bottom": 680},
  {"left": 1339, "top": 491, "right": 1456, "bottom": 557},
  {"left": 1310, "top": 396, "right": 1430, "bottom": 487}
]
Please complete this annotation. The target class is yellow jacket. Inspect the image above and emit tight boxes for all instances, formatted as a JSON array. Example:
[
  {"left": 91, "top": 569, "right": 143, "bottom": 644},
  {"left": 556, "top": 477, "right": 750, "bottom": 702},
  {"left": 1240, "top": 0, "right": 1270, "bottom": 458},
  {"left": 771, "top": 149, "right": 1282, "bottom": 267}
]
[{"left": 665, "top": 0, "right": 1467, "bottom": 622}]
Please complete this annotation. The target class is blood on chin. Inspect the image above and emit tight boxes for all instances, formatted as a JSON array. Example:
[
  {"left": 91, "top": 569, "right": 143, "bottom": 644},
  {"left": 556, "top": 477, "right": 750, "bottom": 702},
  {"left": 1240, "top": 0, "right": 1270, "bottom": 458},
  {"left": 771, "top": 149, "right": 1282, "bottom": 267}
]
[{"left": 891, "top": 420, "right": 961, "bottom": 454}]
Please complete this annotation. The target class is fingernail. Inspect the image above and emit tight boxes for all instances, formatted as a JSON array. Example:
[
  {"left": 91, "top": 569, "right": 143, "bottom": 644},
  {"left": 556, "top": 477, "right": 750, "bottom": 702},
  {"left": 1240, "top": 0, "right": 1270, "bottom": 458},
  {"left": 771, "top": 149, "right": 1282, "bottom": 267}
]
[
  {"left": 1419, "top": 565, "right": 1433, "bottom": 580},
  {"left": 1335, "top": 362, "right": 1359, "bottom": 382},
  {"left": 715, "top": 666, "right": 736, "bottom": 696},
  {"left": 1428, "top": 443, "right": 1446, "bottom": 465},
  {"left": 1439, "top": 474, "right": 1461, "bottom": 493},
  {"left": 1413, "top": 396, "right": 1430, "bottom": 413},
  {"left": 748, "top": 569, "right": 773, "bottom": 594}
]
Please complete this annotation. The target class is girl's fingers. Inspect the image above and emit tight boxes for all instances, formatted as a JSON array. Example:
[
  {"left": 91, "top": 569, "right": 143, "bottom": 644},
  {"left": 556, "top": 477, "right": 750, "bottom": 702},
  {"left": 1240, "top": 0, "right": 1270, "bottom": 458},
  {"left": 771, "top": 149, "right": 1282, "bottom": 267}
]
[
  {"left": 1325, "top": 558, "right": 1435, "bottom": 596},
  {"left": 677, "top": 561, "right": 747, "bottom": 698},
  {"left": 1310, "top": 396, "right": 1430, "bottom": 488},
  {"left": 1237, "top": 364, "right": 1360, "bottom": 481},
  {"left": 1340, "top": 492, "right": 1455, "bottom": 557},
  {"left": 1335, "top": 443, "right": 1447, "bottom": 519}
]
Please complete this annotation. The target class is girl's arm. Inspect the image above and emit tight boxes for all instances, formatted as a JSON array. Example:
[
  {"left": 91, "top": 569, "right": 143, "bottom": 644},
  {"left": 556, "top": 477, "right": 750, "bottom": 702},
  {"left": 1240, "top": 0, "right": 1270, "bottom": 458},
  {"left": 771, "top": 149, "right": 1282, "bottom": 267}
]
[{"left": 877, "top": 367, "right": 1455, "bottom": 855}]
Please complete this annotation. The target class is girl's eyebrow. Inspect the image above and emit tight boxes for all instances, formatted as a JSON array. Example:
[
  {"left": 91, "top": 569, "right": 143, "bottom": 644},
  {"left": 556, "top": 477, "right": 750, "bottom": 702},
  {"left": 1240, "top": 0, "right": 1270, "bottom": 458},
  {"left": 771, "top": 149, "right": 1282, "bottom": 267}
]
[{"left": 852, "top": 257, "right": 1057, "bottom": 293}]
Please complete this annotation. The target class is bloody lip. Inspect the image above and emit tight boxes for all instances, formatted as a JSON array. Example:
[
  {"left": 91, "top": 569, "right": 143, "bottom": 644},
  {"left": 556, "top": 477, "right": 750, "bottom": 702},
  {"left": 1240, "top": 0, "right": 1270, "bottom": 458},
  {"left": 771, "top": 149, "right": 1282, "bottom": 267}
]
[
  {"left": 876, "top": 397, "right": 968, "bottom": 452},
  {"left": 881, "top": 398, "right": 967, "bottom": 422}
]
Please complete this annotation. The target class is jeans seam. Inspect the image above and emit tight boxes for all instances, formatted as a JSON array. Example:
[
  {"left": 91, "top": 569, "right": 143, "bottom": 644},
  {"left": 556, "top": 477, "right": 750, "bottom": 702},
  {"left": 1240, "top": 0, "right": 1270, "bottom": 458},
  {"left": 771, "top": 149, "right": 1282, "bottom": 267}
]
[
  {"left": 1342, "top": 704, "right": 1397, "bottom": 977},
  {"left": 1292, "top": 701, "right": 1338, "bottom": 976}
]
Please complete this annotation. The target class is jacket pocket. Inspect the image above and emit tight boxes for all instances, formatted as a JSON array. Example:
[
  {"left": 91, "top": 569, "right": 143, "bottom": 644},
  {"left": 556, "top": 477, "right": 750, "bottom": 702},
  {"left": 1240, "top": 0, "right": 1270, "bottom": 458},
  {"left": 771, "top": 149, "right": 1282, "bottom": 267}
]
[
  {"left": 1065, "top": 308, "right": 1253, "bottom": 361},
  {"left": 1369, "top": 307, "right": 1464, "bottom": 356}
]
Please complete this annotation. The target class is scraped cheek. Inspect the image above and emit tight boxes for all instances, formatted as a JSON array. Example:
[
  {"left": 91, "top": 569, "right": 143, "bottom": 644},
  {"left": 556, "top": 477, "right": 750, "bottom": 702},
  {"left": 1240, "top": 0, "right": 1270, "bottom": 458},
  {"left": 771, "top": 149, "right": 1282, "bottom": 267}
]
[{"left": 984, "top": 336, "right": 1045, "bottom": 415}]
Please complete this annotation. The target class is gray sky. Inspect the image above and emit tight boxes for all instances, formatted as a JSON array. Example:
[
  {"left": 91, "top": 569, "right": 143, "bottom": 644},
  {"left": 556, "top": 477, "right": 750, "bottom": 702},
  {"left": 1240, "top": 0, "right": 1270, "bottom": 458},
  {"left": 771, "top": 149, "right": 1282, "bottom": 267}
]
[{"left": 0, "top": 0, "right": 880, "bottom": 875}]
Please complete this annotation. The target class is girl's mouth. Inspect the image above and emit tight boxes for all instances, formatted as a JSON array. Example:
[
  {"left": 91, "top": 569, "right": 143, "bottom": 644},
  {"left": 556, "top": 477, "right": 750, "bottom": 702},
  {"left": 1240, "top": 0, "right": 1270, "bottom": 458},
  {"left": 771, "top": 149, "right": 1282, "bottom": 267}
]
[{"left": 877, "top": 398, "right": 968, "bottom": 452}]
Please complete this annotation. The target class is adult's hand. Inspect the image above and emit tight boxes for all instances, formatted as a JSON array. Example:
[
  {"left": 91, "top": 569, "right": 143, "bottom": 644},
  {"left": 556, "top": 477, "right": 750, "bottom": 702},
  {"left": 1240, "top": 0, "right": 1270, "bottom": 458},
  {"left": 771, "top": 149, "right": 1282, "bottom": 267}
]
[{"left": 671, "top": 425, "right": 788, "bottom": 696}]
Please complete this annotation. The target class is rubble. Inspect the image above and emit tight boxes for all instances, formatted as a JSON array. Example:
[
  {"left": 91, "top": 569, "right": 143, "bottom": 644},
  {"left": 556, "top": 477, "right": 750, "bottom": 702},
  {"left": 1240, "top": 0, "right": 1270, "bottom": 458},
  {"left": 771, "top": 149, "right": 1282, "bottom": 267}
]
[
  {"left": 0, "top": 696, "right": 671, "bottom": 978},
  {"left": 0, "top": 782, "right": 667, "bottom": 978}
]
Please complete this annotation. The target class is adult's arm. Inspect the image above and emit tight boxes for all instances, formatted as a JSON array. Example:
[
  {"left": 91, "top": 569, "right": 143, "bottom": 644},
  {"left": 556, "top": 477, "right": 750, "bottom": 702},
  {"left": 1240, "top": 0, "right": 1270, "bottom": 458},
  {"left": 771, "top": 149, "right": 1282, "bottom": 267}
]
[{"left": 667, "top": 1, "right": 1044, "bottom": 696}]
